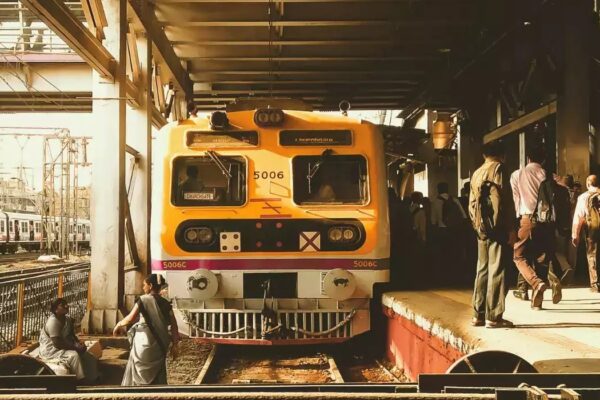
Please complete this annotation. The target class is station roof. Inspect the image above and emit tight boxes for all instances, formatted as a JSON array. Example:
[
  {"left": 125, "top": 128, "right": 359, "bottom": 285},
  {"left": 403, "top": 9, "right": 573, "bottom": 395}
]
[{"left": 154, "top": 0, "right": 499, "bottom": 112}]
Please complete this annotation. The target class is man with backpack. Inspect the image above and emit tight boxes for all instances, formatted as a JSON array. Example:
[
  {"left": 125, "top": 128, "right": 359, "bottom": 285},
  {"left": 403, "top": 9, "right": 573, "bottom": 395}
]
[
  {"left": 571, "top": 175, "right": 600, "bottom": 293},
  {"left": 469, "top": 141, "right": 516, "bottom": 328},
  {"left": 510, "top": 146, "right": 560, "bottom": 310},
  {"left": 432, "top": 182, "right": 467, "bottom": 229}
]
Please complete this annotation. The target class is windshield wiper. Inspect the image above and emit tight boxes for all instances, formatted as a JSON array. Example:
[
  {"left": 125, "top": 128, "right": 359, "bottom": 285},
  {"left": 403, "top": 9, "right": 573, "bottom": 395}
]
[
  {"left": 206, "top": 150, "right": 232, "bottom": 179},
  {"left": 206, "top": 150, "right": 233, "bottom": 195},
  {"left": 306, "top": 149, "right": 333, "bottom": 194}
]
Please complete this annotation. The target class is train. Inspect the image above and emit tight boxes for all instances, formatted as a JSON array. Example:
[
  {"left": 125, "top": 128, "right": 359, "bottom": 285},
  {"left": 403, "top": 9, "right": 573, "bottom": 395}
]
[
  {"left": 0, "top": 211, "right": 91, "bottom": 254},
  {"left": 151, "top": 107, "right": 390, "bottom": 344}
]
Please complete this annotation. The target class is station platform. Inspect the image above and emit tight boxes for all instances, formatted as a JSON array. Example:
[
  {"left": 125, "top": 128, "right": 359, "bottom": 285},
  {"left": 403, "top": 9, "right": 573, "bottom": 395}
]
[{"left": 382, "top": 288, "right": 600, "bottom": 380}]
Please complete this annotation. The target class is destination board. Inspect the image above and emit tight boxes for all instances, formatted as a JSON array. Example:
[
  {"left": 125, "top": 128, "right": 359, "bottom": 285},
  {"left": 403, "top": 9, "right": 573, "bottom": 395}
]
[
  {"left": 279, "top": 130, "right": 353, "bottom": 146},
  {"left": 186, "top": 130, "right": 259, "bottom": 147}
]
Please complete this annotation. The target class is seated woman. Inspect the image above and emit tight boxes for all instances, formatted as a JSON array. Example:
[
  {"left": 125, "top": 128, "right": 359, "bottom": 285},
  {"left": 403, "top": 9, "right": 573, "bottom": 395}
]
[
  {"left": 113, "top": 274, "right": 180, "bottom": 386},
  {"left": 38, "top": 298, "right": 99, "bottom": 383}
]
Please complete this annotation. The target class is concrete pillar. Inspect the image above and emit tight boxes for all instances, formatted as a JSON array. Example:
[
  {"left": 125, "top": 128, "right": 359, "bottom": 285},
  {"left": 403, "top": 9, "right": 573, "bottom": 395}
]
[
  {"left": 82, "top": 0, "right": 127, "bottom": 333},
  {"left": 556, "top": 0, "right": 591, "bottom": 182},
  {"left": 124, "top": 31, "right": 152, "bottom": 310}
]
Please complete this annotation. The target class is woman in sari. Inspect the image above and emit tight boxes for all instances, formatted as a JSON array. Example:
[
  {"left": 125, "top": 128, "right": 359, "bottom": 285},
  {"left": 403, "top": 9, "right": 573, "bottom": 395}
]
[
  {"left": 38, "top": 298, "right": 99, "bottom": 383},
  {"left": 113, "top": 274, "right": 180, "bottom": 385}
]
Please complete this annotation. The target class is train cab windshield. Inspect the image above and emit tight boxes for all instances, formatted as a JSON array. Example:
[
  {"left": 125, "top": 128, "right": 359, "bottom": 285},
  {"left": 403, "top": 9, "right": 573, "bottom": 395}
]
[
  {"left": 172, "top": 155, "right": 246, "bottom": 206},
  {"left": 292, "top": 155, "right": 367, "bottom": 205}
]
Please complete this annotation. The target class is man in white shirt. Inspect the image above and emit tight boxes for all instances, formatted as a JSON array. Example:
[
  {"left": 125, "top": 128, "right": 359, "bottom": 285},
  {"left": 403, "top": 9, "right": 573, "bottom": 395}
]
[
  {"left": 510, "top": 146, "right": 554, "bottom": 310},
  {"left": 571, "top": 175, "right": 600, "bottom": 292}
]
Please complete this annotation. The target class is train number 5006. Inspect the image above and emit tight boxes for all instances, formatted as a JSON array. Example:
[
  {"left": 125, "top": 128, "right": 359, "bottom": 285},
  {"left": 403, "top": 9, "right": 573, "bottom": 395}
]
[{"left": 253, "top": 171, "right": 284, "bottom": 180}]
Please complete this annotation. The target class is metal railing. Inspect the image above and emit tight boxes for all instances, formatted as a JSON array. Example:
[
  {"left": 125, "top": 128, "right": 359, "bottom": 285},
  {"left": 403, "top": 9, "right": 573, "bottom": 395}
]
[{"left": 0, "top": 263, "right": 90, "bottom": 353}]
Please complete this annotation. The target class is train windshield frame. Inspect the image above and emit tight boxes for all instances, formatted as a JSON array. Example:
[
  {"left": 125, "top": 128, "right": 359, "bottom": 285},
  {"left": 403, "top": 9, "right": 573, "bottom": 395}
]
[
  {"left": 171, "top": 155, "right": 247, "bottom": 207},
  {"left": 292, "top": 154, "right": 368, "bottom": 205}
]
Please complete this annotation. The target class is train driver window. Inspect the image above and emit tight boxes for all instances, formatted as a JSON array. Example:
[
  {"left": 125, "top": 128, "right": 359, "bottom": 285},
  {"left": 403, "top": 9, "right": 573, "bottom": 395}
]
[
  {"left": 172, "top": 155, "right": 246, "bottom": 206},
  {"left": 292, "top": 155, "right": 368, "bottom": 205}
]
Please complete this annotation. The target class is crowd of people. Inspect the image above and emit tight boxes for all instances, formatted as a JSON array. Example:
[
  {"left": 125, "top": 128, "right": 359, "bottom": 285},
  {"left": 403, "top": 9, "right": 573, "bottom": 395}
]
[{"left": 391, "top": 141, "right": 599, "bottom": 329}]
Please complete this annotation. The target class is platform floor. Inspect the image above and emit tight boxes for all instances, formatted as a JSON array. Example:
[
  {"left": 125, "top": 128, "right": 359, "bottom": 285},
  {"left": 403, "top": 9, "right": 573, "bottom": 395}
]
[{"left": 382, "top": 288, "right": 600, "bottom": 373}]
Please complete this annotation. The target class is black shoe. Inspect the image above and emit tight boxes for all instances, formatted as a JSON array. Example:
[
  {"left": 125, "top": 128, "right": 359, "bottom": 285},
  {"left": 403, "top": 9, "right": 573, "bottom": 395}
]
[
  {"left": 513, "top": 290, "right": 529, "bottom": 301},
  {"left": 560, "top": 269, "right": 574, "bottom": 285},
  {"left": 531, "top": 282, "right": 547, "bottom": 309}
]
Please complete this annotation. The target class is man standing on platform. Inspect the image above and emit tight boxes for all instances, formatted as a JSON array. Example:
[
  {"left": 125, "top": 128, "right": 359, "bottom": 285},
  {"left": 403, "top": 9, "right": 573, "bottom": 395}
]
[
  {"left": 571, "top": 175, "right": 600, "bottom": 293},
  {"left": 510, "top": 146, "right": 556, "bottom": 310},
  {"left": 469, "top": 141, "right": 516, "bottom": 328}
]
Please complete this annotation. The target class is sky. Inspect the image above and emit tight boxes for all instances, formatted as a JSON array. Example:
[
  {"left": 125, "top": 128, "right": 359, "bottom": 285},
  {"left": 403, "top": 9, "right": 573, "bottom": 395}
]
[{"left": 0, "top": 113, "right": 94, "bottom": 191}]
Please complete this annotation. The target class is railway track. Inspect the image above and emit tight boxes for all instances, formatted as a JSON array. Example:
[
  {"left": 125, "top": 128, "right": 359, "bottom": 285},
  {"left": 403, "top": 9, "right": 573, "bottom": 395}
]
[
  {"left": 0, "top": 252, "right": 39, "bottom": 265},
  {"left": 0, "top": 261, "right": 90, "bottom": 283},
  {"left": 195, "top": 341, "right": 402, "bottom": 384}
]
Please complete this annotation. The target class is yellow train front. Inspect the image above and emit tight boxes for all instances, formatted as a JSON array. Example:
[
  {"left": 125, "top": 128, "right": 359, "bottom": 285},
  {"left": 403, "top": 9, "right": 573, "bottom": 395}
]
[{"left": 151, "top": 108, "right": 390, "bottom": 344}]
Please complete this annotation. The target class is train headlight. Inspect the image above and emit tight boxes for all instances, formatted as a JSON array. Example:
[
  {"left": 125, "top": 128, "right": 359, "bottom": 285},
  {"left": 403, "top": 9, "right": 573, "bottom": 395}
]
[
  {"left": 184, "top": 227, "right": 214, "bottom": 244},
  {"left": 328, "top": 226, "right": 359, "bottom": 244},
  {"left": 328, "top": 228, "right": 343, "bottom": 242},
  {"left": 197, "top": 227, "right": 214, "bottom": 244},
  {"left": 254, "top": 108, "right": 284, "bottom": 127},
  {"left": 342, "top": 228, "right": 356, "bottom": 241},
  {"left": 185, "top": 229, "right": 198, "bottom": 242}
]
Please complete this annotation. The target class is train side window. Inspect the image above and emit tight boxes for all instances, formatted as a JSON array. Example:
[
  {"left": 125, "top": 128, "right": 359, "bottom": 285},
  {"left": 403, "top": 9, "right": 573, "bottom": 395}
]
[
  {"left": 292, "top": 154, "right": 368, "bottom": 205},
  {"left": 21, "top": 221, "right": 28, "bottom": 233},
  {"left": 86, "top": 225, "right": 90, "bottom": 234},
  {"left": 0, "top": 220, "right": 4, "bottom": 233},
  {"left": 35, "top": 222, "right": 41, "bottom": 233},
  {"left": 171, "top": 155, "right": 246, "bottom": 207},
  {"left": 9, "top": 221, "right": 13, "bottom": 233}
]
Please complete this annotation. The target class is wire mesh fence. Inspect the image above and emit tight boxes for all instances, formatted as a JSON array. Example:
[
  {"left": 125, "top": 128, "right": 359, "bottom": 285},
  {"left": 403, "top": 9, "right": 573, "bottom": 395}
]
[{"left": 0, "top": 264, "right": 90, "bottom": 353}]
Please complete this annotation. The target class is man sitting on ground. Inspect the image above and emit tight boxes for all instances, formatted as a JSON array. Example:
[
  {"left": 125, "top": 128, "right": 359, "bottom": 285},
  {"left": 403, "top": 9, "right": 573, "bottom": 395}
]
[{"left": 38, "top": 298, "right": 99, "bottom": 383}]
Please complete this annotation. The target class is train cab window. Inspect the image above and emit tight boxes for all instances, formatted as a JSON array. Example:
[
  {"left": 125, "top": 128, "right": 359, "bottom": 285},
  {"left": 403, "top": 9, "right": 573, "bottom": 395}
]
[
  {"left": 86, "top": 225, "right": 90, "bottom": 234},
  {"left": 292, "top": 154, "right": 368, "bottom": 205},
  {"left": 21, "top": 221, "right": 28, "bottom": 233},
  {"left": 171, "top": 155, "right": 246, "bottom": 206},
  {"left": 35, "top": 222, "right": 40, "bottom": 233}
]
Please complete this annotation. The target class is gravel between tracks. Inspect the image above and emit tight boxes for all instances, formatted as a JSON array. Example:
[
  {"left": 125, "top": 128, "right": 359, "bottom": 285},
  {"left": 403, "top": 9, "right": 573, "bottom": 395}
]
[{"left": 167, "top": 340, "right": 214, "bottom": 384}]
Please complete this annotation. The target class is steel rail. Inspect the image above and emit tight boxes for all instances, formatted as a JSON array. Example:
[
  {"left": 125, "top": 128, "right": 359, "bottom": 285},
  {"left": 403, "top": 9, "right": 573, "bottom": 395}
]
[{"left": 0, "top": 262, "right": 90, "bottom": 284}]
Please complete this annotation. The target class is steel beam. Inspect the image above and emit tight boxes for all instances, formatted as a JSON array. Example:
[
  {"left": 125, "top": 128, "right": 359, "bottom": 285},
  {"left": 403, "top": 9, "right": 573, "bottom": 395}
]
[
  {"left": 184, "top": 56, "right": 435, "bottom": 62},
  {"left": 172, "top": 39, "right": 452, "bottom": 46},
  {"left": 20, "top": 0, "right": 115, "bottom": 79},
  {"left": 189, "top": 70, "right": 424, "bottom": 75},
  {"left": 163, "top": 20, "right": 469, "bottom": 28},
  {"left": 483, "top": 101, "right": 557, "bottom": 144},
  {"left": 127, "top": 0, "right": 193, "bottom": 99}
]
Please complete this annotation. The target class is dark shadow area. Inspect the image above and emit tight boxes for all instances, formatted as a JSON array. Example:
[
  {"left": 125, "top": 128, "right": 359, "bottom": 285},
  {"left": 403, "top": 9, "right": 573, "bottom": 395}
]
[{"left": 513, "top": 323, "right": 600, "bottom": 328}]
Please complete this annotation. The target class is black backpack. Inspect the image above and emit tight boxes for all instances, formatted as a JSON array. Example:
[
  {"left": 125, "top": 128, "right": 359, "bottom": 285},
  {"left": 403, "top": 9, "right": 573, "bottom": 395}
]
[
  {"left": 533, "top": 171, "right": 570, "bottom": 228},
  {"left": 439, "top": 195, "right": 463, "bottom": 228}
]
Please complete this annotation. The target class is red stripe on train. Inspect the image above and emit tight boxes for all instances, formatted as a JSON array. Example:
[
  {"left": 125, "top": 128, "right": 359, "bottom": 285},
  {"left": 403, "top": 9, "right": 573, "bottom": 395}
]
[{"left": 151, "top": 258, "right": 389, "bottom": 271}]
